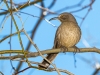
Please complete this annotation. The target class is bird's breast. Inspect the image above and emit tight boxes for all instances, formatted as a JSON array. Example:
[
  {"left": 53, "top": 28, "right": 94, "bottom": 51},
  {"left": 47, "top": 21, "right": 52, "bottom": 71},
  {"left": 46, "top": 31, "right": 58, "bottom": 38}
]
[{"left": 56, "top": 22, "right": 81, "bottom": 47}]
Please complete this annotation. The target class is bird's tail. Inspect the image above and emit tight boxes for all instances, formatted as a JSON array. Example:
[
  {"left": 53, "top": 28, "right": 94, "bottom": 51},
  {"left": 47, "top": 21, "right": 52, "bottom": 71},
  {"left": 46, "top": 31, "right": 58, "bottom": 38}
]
[
  {"left": 38, "top": 53, "right": 58, "bottom": 69},
  {"left": 39, "top": 38, "right": 59, "bottom": 69}
]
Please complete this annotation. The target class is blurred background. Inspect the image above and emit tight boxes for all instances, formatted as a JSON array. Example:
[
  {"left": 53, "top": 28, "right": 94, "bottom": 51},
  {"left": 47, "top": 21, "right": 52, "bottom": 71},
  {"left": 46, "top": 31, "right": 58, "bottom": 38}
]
[{"left": 0, "top": 0, "right": 100, "bottom": 75}]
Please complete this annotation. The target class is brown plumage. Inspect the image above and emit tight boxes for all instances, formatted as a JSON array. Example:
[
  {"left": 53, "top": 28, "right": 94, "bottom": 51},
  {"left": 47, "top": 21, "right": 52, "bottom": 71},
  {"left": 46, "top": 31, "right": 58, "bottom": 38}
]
[{"left": 38, "top": 12, "right": 81, "bottom": 69}]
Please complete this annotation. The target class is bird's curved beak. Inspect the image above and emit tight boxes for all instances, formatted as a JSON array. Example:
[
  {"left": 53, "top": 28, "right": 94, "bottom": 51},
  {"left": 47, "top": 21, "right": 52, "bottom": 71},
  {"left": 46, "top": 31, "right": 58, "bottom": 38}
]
[{"left": 49, "top": 17, "right": 58, "bottom": 21}]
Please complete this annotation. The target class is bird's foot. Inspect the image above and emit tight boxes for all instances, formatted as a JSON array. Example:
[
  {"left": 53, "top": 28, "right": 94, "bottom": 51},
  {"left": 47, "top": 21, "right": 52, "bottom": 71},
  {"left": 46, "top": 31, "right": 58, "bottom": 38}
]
[
  {"left": 60, "top": 46, "right": 68, "bottom": 53},
  {"left": 72, "top": 46, "right": 80, "bottom": 54}
]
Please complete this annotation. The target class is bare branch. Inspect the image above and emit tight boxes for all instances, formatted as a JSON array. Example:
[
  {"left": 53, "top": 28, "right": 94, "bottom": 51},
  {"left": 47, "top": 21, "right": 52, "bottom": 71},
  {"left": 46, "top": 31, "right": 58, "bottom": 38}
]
[{"left": 0, "top": 48, "right": 100, "bottom": 59}]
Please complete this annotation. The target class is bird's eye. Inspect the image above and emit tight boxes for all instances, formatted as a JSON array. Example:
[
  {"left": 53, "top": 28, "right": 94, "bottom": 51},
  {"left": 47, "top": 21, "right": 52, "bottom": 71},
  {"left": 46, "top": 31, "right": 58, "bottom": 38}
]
[{"left": 61, "top": 15, "right": 69, "bottom": 20}]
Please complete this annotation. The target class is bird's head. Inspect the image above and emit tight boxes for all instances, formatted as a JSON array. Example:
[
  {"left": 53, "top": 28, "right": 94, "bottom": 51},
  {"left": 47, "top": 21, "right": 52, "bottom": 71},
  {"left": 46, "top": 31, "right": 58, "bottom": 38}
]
[{"left": 49, "top": 12, "right": 77, "bottom": 23}]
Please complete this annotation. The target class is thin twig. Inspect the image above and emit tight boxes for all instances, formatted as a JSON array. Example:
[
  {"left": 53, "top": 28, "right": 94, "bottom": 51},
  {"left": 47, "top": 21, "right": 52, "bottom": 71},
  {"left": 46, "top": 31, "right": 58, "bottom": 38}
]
[
  {"left": 0, "top": 0, "right": 42, "bottom": 15},
  {"left": 0, "top": 29, "right": 23, "bottom": 43},
  {"left": 12, "top": 59, "right": 74, "bottom": 75}
]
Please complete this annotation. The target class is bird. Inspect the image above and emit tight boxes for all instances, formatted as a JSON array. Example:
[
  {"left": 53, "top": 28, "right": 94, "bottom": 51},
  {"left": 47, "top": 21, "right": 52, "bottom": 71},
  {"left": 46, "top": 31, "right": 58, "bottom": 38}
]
[{"left": 38, "top": 12, "right": 81, "bottom": 69}]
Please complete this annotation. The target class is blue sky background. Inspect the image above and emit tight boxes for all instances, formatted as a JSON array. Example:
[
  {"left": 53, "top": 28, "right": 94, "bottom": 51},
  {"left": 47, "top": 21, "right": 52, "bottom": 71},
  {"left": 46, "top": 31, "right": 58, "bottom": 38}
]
[{"left": 0, "top": 0, "right": 100, "bottom": 75}]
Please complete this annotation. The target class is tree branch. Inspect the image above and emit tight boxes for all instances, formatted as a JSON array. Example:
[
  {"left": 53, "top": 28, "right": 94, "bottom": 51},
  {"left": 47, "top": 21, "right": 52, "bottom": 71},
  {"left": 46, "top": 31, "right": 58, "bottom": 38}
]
[{"left": 0, "top": 48, "right": 100, "bottom": 59}]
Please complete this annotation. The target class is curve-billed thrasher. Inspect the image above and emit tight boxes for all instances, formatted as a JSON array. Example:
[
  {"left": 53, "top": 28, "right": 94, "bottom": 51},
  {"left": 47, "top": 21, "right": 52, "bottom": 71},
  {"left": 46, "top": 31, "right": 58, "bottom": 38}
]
[{"left": 39, "top": 12, "right": 81, "bottom": 69}]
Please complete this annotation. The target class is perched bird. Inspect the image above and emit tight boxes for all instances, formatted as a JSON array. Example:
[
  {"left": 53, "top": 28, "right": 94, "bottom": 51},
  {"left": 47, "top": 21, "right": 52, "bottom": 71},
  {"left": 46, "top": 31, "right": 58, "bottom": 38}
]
[{"left": 39, "top": 12, "right": 81, "bottom": 69}]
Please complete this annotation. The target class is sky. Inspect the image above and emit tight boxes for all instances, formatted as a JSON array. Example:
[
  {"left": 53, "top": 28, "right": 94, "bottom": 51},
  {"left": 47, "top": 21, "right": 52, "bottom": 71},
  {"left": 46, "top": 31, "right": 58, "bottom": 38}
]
[{"left": 0, "top": 0, "right": 100, "bottom": 75}]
